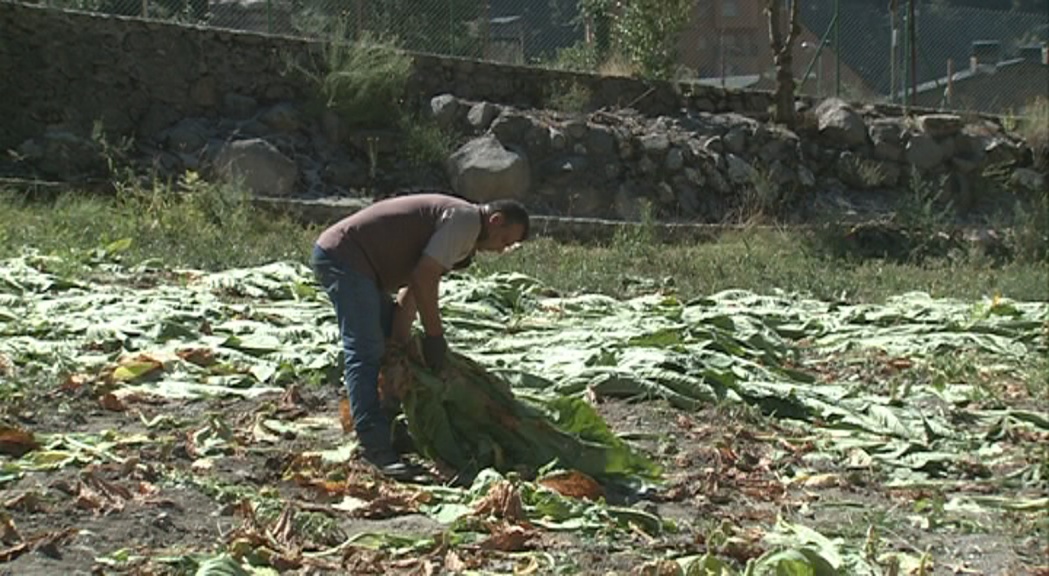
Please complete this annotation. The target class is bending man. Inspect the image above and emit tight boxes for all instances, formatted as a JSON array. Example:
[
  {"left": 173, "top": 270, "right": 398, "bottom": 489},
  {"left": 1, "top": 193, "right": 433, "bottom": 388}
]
[{"left": 311, "top": 192, "right": 530, "bottom": 479}]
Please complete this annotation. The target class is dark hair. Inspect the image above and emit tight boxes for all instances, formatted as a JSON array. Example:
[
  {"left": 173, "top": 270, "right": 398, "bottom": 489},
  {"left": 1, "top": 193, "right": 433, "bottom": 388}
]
[{"left": 484, "top": 199, "right": 530, "bottom": 241}]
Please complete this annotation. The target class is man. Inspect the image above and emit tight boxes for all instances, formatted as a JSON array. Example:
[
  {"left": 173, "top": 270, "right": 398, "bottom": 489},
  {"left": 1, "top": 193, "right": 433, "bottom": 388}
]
[{"left": 311, "top": 192, "right": 530, "bottom": 479}]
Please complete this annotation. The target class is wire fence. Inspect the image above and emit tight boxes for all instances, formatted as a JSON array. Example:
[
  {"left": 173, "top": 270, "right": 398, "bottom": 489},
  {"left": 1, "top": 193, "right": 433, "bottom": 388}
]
[{"left": 26, "top": 0, "right": 1049, "bottom": 116}]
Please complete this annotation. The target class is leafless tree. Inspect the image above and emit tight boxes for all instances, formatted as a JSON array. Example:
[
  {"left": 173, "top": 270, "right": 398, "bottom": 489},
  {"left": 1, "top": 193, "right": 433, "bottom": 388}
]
[{"left": 766, "top": 0, "right": 801, "bottom": 127}]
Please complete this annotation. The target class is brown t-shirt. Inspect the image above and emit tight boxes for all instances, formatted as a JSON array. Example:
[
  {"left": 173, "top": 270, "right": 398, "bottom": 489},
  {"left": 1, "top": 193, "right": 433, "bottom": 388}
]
[{"left": 315, "top": 193, "right": 482, "bottom": 293}]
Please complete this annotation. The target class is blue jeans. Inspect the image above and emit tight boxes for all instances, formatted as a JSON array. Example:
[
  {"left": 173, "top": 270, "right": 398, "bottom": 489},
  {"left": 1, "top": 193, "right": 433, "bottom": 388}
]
[{"left": 310, "top": 244, "right": 395, "bottom": 457}]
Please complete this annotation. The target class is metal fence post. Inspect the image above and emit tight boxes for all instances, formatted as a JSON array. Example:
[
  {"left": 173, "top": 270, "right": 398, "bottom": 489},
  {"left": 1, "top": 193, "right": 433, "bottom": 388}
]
[{"left": 834, "top": 0, "right": 840, "bottom": 96}]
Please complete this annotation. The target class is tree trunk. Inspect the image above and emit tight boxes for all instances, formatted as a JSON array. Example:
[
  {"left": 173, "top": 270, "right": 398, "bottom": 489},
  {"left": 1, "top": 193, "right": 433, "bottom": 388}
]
[{"left": 766, "top": 0, "right": 801, "bottom": 127}]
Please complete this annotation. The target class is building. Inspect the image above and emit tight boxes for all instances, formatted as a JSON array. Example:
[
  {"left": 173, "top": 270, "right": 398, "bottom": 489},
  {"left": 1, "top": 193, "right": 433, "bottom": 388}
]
[{"left": 907, "top": 41, "right": 1049, "bottom": 113}]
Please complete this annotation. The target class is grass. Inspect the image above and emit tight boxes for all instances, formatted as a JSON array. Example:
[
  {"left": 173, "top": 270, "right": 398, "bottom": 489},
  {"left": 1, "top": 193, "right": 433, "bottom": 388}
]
[{"left": 1, "top": 178, "right": 1046, "bottom": 304}]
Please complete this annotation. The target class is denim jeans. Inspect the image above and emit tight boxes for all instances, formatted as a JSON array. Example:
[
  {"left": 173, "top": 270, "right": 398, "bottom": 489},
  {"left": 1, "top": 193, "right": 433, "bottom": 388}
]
[{"left": 310, "top": 244, "right": 395, "bottom": 457}]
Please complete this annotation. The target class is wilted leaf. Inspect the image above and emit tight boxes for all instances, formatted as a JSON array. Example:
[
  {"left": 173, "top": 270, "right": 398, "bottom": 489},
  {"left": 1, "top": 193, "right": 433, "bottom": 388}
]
[
  {"left": 0, "top": 425, "right": 39, "bottom": 458},
  {"left": 478, "top": 523, "right": 536, "bottom": 551},
  {"left": 98, "top": 393, "right": 127, "bottom": 412},
  {"left": 0, "top": 527, "right": 77, "bottom": 563},
  {"left": 111, "top": 354, "right": 164, "bottom": 383},
  {"left": 473, "top": 481, "right": 524, "bottom": 523},
  {"left": 339, "top": 398, "right": 354, "bottom": 433},
  {"left": 537, "top": 470, "right": 605, "bottom": 501}
]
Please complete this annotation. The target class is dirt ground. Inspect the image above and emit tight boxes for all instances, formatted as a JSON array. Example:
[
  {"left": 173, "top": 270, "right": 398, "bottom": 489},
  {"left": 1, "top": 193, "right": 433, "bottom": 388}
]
[{"left": 0, "top": 379, "right": 1044, "bottom": 576}]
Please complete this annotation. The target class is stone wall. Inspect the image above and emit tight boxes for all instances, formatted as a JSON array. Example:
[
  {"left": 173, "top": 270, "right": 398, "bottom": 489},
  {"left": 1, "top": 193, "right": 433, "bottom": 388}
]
[
  {"left": 1, "top": 0, "right": 948, "bottom": 155},
  {"left": 2, "top": 1, "right": 1042, "bottom": 227}
]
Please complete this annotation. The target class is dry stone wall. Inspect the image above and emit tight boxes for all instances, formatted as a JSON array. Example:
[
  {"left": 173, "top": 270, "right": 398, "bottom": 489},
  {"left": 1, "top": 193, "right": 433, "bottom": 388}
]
[{"left": 1, "top": 1, "right": 1044, "bottom": 225}]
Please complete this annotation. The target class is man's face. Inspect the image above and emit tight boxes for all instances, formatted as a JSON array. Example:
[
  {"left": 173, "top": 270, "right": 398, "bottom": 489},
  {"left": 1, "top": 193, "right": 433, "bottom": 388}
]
[{"left": 477, "top": 213, "right": 526, "bottom": 253}]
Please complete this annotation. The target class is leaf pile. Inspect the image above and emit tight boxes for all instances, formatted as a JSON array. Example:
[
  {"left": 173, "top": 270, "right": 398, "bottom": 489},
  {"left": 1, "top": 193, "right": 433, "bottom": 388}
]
[{"left": 383, "top": 341, "right": 663, "bottom": 486}]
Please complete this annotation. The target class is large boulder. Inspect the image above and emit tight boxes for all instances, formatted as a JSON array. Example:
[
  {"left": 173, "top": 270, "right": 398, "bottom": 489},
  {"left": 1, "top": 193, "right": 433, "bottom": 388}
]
[
  {"left": 213, "top": 138, "right": 299, "bottom": 196},
  {"left": 814, "top": 98, "right": 867, "bottom": 148},
  {"left": 446, "top": 135, "right": 531, "bottom": 202}
]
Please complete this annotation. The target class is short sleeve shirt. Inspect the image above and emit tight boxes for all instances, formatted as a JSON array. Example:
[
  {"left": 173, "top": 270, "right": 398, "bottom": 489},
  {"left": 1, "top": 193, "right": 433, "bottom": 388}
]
[{"left": 423, "top": 205, "right": 481, "bottom": 270}]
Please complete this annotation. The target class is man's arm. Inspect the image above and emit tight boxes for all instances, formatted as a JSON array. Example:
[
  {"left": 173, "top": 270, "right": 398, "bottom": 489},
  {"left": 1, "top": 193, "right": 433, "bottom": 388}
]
[
  {"left": 391, "top": 287, "right": 417, "bottom": 344},
  {"left": 407, "top": 254, "right": 447, "bottom": 338}
]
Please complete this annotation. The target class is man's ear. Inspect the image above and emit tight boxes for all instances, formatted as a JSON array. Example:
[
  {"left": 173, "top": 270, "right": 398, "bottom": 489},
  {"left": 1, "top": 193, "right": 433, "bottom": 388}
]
[{"left": 489, "top": 211, "right": 505, "bottom": 227}]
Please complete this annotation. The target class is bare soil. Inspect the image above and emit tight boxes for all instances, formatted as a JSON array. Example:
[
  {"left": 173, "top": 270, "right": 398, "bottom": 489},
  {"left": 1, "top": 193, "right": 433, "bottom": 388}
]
[{"left": 0, "top": 384, "right": 1044, "bottom": 575}]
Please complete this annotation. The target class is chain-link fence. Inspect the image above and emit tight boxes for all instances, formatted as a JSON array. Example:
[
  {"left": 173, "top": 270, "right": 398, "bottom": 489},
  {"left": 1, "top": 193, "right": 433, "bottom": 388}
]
[{"left": 25, "top": 0, "right": 1049, "bottom": 115}]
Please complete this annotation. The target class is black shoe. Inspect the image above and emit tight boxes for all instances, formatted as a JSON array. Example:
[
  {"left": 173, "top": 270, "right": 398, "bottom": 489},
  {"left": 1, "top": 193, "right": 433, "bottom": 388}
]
[
  {"left": 361, "top": 448, "right": 426, "bottom": 482},
  {"left": 391, "top": 418, "right": 416, "bottom": 456}
]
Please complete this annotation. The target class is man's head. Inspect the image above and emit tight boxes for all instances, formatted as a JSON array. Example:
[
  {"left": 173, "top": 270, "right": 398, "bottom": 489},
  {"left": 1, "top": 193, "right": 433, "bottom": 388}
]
[{"left": 476, "top": 199, "right": 530, "bottom": 253}]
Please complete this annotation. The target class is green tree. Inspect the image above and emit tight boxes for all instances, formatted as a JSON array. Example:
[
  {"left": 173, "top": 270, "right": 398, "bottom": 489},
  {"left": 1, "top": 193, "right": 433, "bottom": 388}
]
[{"left": 611, "top": 0, "right": 693, "bottom": 79}]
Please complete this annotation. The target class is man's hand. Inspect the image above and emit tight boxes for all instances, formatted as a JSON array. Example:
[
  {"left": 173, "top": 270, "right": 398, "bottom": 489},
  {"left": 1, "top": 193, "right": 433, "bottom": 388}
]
[{"left": 422, "top": 334, "right": 447, "bottom": 372}]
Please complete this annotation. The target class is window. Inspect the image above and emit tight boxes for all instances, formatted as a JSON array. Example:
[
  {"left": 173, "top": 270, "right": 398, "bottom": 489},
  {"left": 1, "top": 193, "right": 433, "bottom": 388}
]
[{"left": 722, "top": 0, "right": 739, "bottom": 17}]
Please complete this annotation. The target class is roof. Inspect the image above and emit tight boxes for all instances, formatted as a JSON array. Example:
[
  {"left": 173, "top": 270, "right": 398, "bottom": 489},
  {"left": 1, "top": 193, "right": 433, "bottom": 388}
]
[{"left": 798, "top": 0, "right": 1047, "bottom": 96}]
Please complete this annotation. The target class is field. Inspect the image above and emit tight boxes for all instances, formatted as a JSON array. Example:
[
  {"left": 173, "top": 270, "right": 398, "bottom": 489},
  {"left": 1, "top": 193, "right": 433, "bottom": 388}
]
[{"left": 0, "top": 186, "right": 1047, "bottom": 575}]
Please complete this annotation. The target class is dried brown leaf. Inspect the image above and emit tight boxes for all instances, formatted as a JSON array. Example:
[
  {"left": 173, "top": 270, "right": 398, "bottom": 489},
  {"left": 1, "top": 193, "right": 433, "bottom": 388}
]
[
  {"left": 473, "top": 481, "right": 524, "bottom": 523},
  {"left": 0, "top": 527, "right": 77, "bottom": 563},
  {"left": 478, "top": 523, "right": 536, "bottom": 552},
  {"left": 176, "top": 347, "right": 215, "bottom": 367},
  {"left": 98, "top": 393, "right": 127, "bottom": 412},
  {"left": 0, "top": 514, "right": 21, "bottom": 546},
  {"left": 0, "top": 425, "right": 39, "bottom": 458},
  {"left": 339, "top": 398, "right": 354, "bottom": 433},
  {"left": 538, "top": 470, "right": 604, "bottom": 501},
  {"left": 3, "top": 492, "right": 47, "bottom": 514}
]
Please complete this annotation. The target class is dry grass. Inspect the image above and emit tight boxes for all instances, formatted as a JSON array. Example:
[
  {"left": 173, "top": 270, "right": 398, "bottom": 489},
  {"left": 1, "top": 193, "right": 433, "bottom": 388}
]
[
  {"left": 597, "top": 53, "right": 640, "bottom": 78},
  {"left": 1018, "top": 96, "right": 1049, "bottom": 171}
]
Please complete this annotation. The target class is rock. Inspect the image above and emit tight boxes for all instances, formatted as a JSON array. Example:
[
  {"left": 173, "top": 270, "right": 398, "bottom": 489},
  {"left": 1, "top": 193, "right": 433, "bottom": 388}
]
[
  {"left": 1011, "top": 168, "right": 1046, "bottom": 192},
  {"left": 467, "top": 102, "right": 500, "bottom": 130},
  {"left": 548, "top": 155, "right": 588, "bottom": 176},
  {"left": 797, "top": 165, "right": 816, "bottom": 188},
  {"left": 683, "top": 167, "right": 704, "bottom": 186},
  {"left": 31, "top": 130, "right": 105, "bottom": 179},
  {"left": 905, "top": 133, "right": 943, "bottom": 171},
  {"left": 260, "top": 103, "right": 303, "bottom": 133},
  {"left": 656, "top": 182, "right": 675, "bottom": 204},
  {"left": 951, "top": 156, "right": 981, "bottom": 174},
  {"left": 984, "top": 138, "right": 1021, "bottom": 166},
  {"left": 873, "top": 141, "right": 903, "bottom": 162},
  {"left": 725, "top": 153, "right": 757, "bottom": 185},
  {"left": 665, "top": 147, "right": 684, "bottom": 171},
  {"left": 708, "top": 166, "right": 730, "bottom": 194},
  {"left": 869, "top": 119, "right": 903, "bottom": 144},
  {"left": 639, "top": 155, "right": 657, "bottom": 174},
  {"left": 724, "top": 126, "right": 747, "bottom": 155},
  {"left": 490, "top": 113, "right": 534, "bottom": 146},
  {"left": 214, "top": 138, "right": 299, "bottom": 196},
  {"left": 446, "top": 135, "right": 531, "bottom": 202},
  {"left": 587, "top": 126, "right": 616, "bottom": 158},
  {"left": 814, "top": 98, "right": 867, "bottom": 148},
  {"left": 223, "top": 93, "right": 258, "bottom": 119},
  {"left": 675, "top": 181, "right": 701, "bottom": 215},
  {"left": 768, "top": 160, "right": 794, "bottom": 187},
  {"left": 430, "top": 94, "right": 461, "bottom": 129},
  {"left": 323, "top": 159, "right": 365, "bottom": 188},
  {"left": 640, "top": 133, "right": 670, "bottom": 154},
  {"left": 702, "top": 136, "right": 724, "bottom": 154},
  {"left": 549, "top": 128, "right": 567, "bottom": 150},
  {"left": 918, "top": 114, "right": 963, "bottom": 138},
  {"left": 564, "top": 120, "right": 588, "bottom": 139},
  {"left": 614, "top": 184, "right": 643, "bottom": 220},
  {"left": 164, "top": 119, "right": 209, "bottom": 153}
]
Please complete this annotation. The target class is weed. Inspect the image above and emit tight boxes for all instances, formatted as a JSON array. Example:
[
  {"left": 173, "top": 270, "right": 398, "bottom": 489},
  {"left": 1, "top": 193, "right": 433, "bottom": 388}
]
[
  {"left": 399, "top": 113, "right": 458, "bottom": 169},
  {"left": 545, "top": 79, "right": 593, "bottom": 114},
  {"left": 1018, "top": 95, "right": 1049, "bottom": 171},
  {"left": 288, "top": 22, "right": 413, "bottom": 131}
]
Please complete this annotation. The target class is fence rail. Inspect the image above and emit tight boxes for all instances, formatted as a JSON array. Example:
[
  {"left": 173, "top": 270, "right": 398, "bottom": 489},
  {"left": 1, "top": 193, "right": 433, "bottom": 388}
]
[{"left": 23, "top": 0, "right": 1049, "bottom": 116}]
